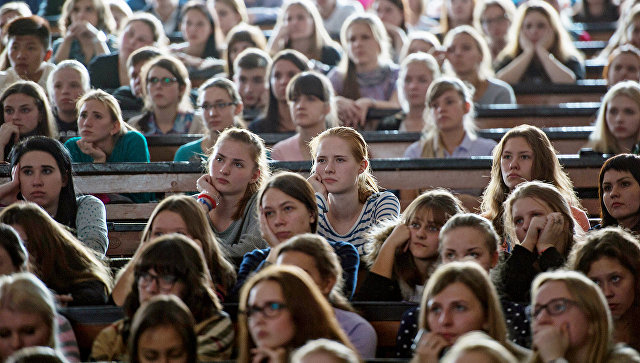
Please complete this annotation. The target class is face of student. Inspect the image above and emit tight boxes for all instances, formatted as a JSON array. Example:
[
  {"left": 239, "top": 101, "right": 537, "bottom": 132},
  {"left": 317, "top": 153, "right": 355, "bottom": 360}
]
[
  {"left": 511, "top": 196, "right": 555, "bottom": 243},
  {"left": 346, "top": 23, "right": 381, "bottom": 69},
  {"left": 150, "top": 210, "right": 191, "bottom": 239},
  {"left": 446, "top": 33, "right": 482, "bottom": 76},
  {"left": 283, "top": 5, "right": 314, "bottom": 41},
  {"left": 228, "top": 41, "right": 253, "bottom": 65},
  {"left": 235, "top": 67, "right": 268, "bottom": 109},
  {"left": 138, "top": 268, "right": 187, "bottom": 304},
  {"left": 375, "top": 0, "right": 404, "bottom": 28},
  {"left": 260, "top": 187, "right": 314, "bottom": 244},
  {"left": 277, "top": 251, "right": 331, "bottom": 295},
  {"left": 147, "top": 66, "right": 183, "bottom": 110},
  {"left": 481, "top": 5, "right": 510, "bottom": 41},
  {"left": 271, "top": 60, "right": 302, "bottom": 102},
  {"left": 427, "top": 282, "right": 487, "bottom": 345},
  {"left": 7, "top": 35, "right": 50, "bottom": 79},
  {"left": 0, "top": 309, "right": 51, "bottom": 361},
  {"left": 440, "top": 227, "right": 497, "bottom": 272},
  {"left": 429, "top": 89, "right": 468, "bottom": 133},
  {"left": 447, "top": 0, "right": 474, "bottom": 24},
  {"left": 607, "top": 53, "right": 640, "bottom": 86},
  {"left": 500, "top": 136, "right": 534, "bottom": 190},
  {"left": 181, "top": 9, "right": 212, "bottom": 46},
  {"left": 138, "top": 325, "right": 188, "bottom": 363},
  {"left": 70, "top": 0, "right": 99, "bottom": 26},
  {"left": 602, "top": 169, "right": 640, "bottom": 226},
  {"left": 313, "top": 136, "right": 366, "bottom": 195},
  {"left": 120, "top": 20, "right": 155, "bottom": 60},
  {"left": 289, "top": 93, "right": 328, "bottom": 129},
  {"left": 3, "top": 93, "right": 41, "bottom": 135},
  {"left": 78, "top": 99, "right": 119, "bottom": 144},
  {"left": 52, "top": 68, "right": 85, "bottom": 114},
  {"left": 208, "top": 139, "right": 260, "bottom": 197},
  {"left": 129, "top": 61, "right": 146, "bottom": 98},
  {"left": 0, "top": 246, "right": 17, "bottom": 276},
  {"left": 628, "top": 19, "right": 640, "bottom": 50},
  {"left": 200, "top": 86, "right": 241, "bottom": 133},
  {"left": 215, "top": 1, "right": 242, "bottom": 35},
  {"left": 522, "top": 10, "right": 553, "bottom": 45},
  {"left": 605, "top": 95, "right": 640, "bottom": 145},
  {"left": 587, "top": 256, "right": 635, "bottom": 320},
  {"left": 247, "top": 280, "right": 296, "bottom": 349},
  {"left": 532, "top": 281, "right": 592, "bottom": 351},
  {"left": 406, "top": 208, "right": 441, "bottom": 260},
  {"left": 18, "top": 151, "right": 65, "bottom": 216},
  {"left": 403, "top": 62, "right": 434, "bottom": 109}
]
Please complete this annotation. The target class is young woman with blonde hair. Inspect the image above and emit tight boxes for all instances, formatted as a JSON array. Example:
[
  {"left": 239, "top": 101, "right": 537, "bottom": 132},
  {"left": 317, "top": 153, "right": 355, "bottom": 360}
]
[
  {"left": 474, "top": 0, "right": 516, "bottom": 60},
  {"left": 212, "top": 0, "right": 249, "bottom": 38},
  {"left": 47, "top": 60, "right": 91, "bottom": 136}
]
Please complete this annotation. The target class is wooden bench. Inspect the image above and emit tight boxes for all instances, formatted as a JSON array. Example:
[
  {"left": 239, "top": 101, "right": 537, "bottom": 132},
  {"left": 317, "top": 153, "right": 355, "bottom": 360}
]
[
  {"left": 512, "top": 80, "right": 607, "bottom": 104},
  {"left": 571, "top": 22, "right": 617, "bottom": 42}
]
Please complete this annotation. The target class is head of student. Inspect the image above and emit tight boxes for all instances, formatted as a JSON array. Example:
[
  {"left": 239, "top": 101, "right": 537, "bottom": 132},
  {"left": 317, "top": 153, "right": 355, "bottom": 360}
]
[
  {"left": 397, "top": 52, "right": 441, "bottom": 113},
  {"left": 126, "top": 46, "right": 162, "bottom": 99},
  {"left": 46, "top": 60, "right": 91, "bottom": 121},
  {"left": 118, "top": 12, "right": 168, "bottom": 61},
  {"left": 597, "top": 153, "right": 640, "bottom": 230},
  {"left": 213, "top": 0, "right": 249, "bottom": 36},
  {"left": 76, "top": 89, "right": 129, "bottom": 144},
  {"left": 0, "top": 81, "right": 57, "bottom": 139},
  {"left": 197, "top": 77, "right": 244, "bottom": 135},
  {"left": 474, "top": 0, "right": 515, "bottom": 46},
  {"left": 233, "top": 48, "right": 271, "bottom": 110},
  {"left": 442, "top": 25, "right": 494, "bottom": 81},
  {"left": 276, "top": 0, "right": 332, "bottom": 52},
  {"left": 439, "top": 213, "right": 500, "bottom": 272},
  {"left": 140, "top": 55, "right": 192, "bottom": 113},
  {"left": 424, "top": 77, "right": 475, "bottom": 136},
  {"left": 5, "top": 16, "right": 52, "bottom": 78},
  {"left": 286, "top": 71, "right": 337, "bottom": 128},
  {"left": 589, "top": 81, "right": 640, "bottom": 154},
  {"left": 59, "top": 0, "right": 116, "bottom": 35},
  {"left": 264, "top": 50, "right": 310, "bottom": 117},
  {"left": 339, "top": 13, "right": 391, "bottom": 76},
  {"left": 604, "top": 45, "right": 640, "bottom": 86},
  {"left": 0, "top": 224, "right": 27, "bottom": 276},
  {"left": 180, "top": 0, "right": 220, "bottom": 59},
  {"left": 399, "top": 31, "right": 441, "bottom": 61},
  {"left": 225, "top": 24, "right": 267, "bottom": 78}
]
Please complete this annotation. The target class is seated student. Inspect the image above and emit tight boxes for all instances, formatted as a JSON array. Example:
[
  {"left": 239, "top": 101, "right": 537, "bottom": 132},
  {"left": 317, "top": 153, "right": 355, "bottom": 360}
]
[
  {"left": 443, "top": 26, "right": 515, "bottom": 105},
  {"left": 438, "top": 0, "right": 475, "bottom": 37},
  {"left": 213, "top": 0, "right": 249, "bottom": 40},
  {"left": 329, "top": 14, "right": 401, "bottom": 129},
  {"left": 529, "top": 270, "right": 640, "bottom": 363},
  {"left": 249, "top": 50, "right": 310, "bottom": 133},
  {"left": 357, "top": 189, "right": 465, "bottom": 302},
  {"left": 46, "top": 60, "right": 90, "bottom": 137},
  {"left": 315, "top": 0, "right": 363, "bottom": 40},
  {"left": 441, "top": 331, "right": 518, "bottom": 363},
  {"left": 128, "top": 295, "right": 198, "bottom": 363},
  {"left": 495, "top": 0, "right": 585, "bottom": 84},
  {"left": 0, "top": 2, "right": 31, "bottom": 55},
  {"left": 377, "top": 52, "right": 440, "bottom": 132},
  {"left": 481, "top": 125, "right": 590, "bottom": 243},
  {"left": 603, "top": 45, "right": 640, "bottom": 87},
  {"left": 587, "top": 81, "right": 640, "bottom": 154},
  {"left": 112, "top": 195, "right": 236, "bottom": 306},
  {"left": 64, "top": 90, "right": 153, "bottom": 203},
  {"left": 88, "top": 12, "right": 167, "bottom": 92},
  {"left": 309, "top": 127, "right": 401, "bottom": 255},
  {"left": 237, "top": 265, "right": 356, "bottom": 363},
  {"left": 398, "top": 31, "right": 442, "bottom": 63},
  {"left": 290, "top": 338, "right": 360, "bottom": 363},
  {"left": 0, "top": 81, "right": 58, "bottom": 161},
  {"left": 108, "top": 0, "right": 132, "bottom": 30},
  {"left": 474, "top": 0, "right": 515, "bottom": 61},
  {"left": 0, "top": 16, "right": 55, "bottom": 95},
  {"left": 0, "top": 136, "right": 108, "bottom": 255},
  {"left": 233, "top": 48, "right": 271, "bottom": 121},
  {"left": 175, "top": 77, "right": 245, "bottom": 163},
  {"left": 271, "top": 72, "right": 338, "bottom": 161},
  {"left": 372, "top": 0, "right": 408, "bottom": 63},
  {"left": 112, "top": 46, "right": 161, "bottom": 119},
  {"left": 497, "top": 181, "right": 581, "bottom": 303},
  {"left": 0, "top": 202, "right": 112, "bottom": 306},
  {"left": 91, "top": 235, "right": 234, "bottom": 362},
  {"left": 596, "top": 154, "right": 640, "bottom": 233},
  {"left": 196, "top": 128, "right": 269, "bottom": 258},
  {"left": 128, "top": 55, "right": 204, "bottom": 135},
  {"left": 411, "top": 262, "right": 530, "bottom": 362},
  {"left": 225, "top": 24, "right": 267, "bottom": 79},
  {"left": 569, "top": 227, "right": 640, "bottom": 351},
  {"left": 141, "top": 0, "right": 181, "bottom": 36},
  {"left": 598, "top": 4, "right": 640, "bottom": 62},
  {"left": 234, "top": 172, "right": 359, "bottom": 298},
  {"left": 52, "top": 0, "right": 116, "bottom": 66},
  {"left": 276, "top": 234, "right": 377, "bottom": 358}
]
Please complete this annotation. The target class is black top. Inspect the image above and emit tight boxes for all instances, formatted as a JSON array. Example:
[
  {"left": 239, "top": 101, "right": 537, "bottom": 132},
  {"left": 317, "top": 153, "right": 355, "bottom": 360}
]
[
  {"left": 88, "top": 52, "right": 120, "bottom": 92},
  {"left": 495, "top": 55, "right": 585, "bottom": 84}
]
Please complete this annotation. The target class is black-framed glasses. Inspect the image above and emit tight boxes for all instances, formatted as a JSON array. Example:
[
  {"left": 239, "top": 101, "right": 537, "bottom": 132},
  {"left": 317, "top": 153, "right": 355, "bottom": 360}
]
[
  {"left": 138, "top": 271, "right": 179, "bottom": 291},
  {"left": 147, "top": 77, "right": 178, "bottom": 86},
  {"left": 526, "top": 298, "right": 580, "bottom": 320},
  {"left": 199, "top": 102, "right": 237, "bottom": 112},
  {"left": 242, "top": 301, "right": 288, "bottom": 320}
]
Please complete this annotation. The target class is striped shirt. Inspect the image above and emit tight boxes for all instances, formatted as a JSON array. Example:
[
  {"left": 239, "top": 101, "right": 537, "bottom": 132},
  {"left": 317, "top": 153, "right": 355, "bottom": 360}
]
[{"left": 316, "top": 191, "right": 401, "bottom": 255}]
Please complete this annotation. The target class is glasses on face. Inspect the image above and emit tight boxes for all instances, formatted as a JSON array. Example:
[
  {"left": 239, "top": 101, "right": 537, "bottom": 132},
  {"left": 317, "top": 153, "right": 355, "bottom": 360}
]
[
  {"left": 199, "top": 102, "right": 237, "bottom": 112},
  {"left": 138, "top": 271, "right": 179, "bottom": 291},
  {"left": 242, "top": 301, "right": 288, "bottom": 320},
  {"left": 147, "top": 77, "right": 178, "bottom": 86},
  {"left": 526, "top": 298, "right": 580, "bottom": 320}
]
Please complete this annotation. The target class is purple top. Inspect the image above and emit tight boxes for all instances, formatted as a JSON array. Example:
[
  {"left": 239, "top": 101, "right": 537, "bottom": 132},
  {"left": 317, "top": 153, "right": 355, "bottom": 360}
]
[
  {"left": 403, "top": 133, "right": 497, "bottom": 158},
  {"left": 334, "top": 308, "right": 377, "bottom": 358},
  {"left": 328, "top": 62, "right": 400, "bottom": 101}
]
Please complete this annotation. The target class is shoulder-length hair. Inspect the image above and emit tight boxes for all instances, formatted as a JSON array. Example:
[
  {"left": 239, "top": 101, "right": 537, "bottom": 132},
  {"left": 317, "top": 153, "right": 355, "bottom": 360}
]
[
  {"left": 419, "top": 77, "right": 477, "bottom": 158},
  {"left": 140, "top": 55, "right": 193, "bottom": 115},
  {"left": 397, "top": 52, "right": 441, "bottom": 112},
  {"left": 198, "top": 76, "right": 246, "bottom": 132},
  {"left": 480, "top": 124, "right": 580, "bottom": 237},
  {"left": 257, "top": 172, "right": 318, "bottom": 233},
  {"left": 141, "top": 195, "right": 237, "bottom": 294},
  {"left": 77, "top": 89, "right": 133, "bottom": 140},
  {"left": 9, "top": 136, "right": 78, "bottom": 229},
  {"left": 0, "top": 202, "right": 113, "bottom": 294},
  {"left": 0, "top": 224, "right": 27, "bottom": 272},
  {"left": 473, "top": 0, "right": 516, "bottom": 34},
  {"left": 47, "top": 60, "right": 91, "bottom": 106},
  {"left": 286, "top": 71, "right": 338, "bottom": 128},
  {"left": 59, "top": 0, "right": 116, "bottom": 35},
  {"left": 503, "top": 181, "right": 577, "bottom": 256},
  {"left": 181, "top": 0, "right": 222, "bottom": 59},
  {"left": 498, "top": 0, "right": 582, "bottom": 64},
  {"left": 237, "top": 265, "right": 354, "bottom": 363},
  {"left": 442, "top": 25, "right": 494, "bottom": 80},
  {"left": 225, "top": 24, "right": 267, "bottom": 78},
  {"left": 310, "top": 126, "right": 378, "bottom": 204},
  {"left": 588, "top": 81, "right": 640, "bottom": 154},
  {"left": 121, "top": 12, "right": 168, "bottom": 48},
  {"left": 0, "top": 81, "right": 58, "bottom": 139},
  {"left": 206, "top": 128, "right": 270, "bottom": 220},
  {"left": 597, "top": 154, "right": 640, "bottom": 227},
  {"left": 129, "top": 295, "right": 197, "bottom": 363}
]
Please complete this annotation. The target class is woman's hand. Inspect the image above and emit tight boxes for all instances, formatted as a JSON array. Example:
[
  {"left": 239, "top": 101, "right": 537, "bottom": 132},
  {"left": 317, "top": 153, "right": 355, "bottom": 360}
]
[
  {"left": 259, "top": 208, "right": 280, "bottom": 248},
  {"left": 354, "top": 97, "right": 376, "bottom": 128},
  {"left": 413, "top": 331, "right": 449, "bottom": 363},
  {"left": 0, "top": 122, "right": 20, "bottom": 149},
  {"left": 76, "top": 139, "right": 107, "bottom": 163},
  {"left": 0, "top": 164, "right": 21, "bottom": 205},
  {"left": 251, "top": 346, "right": 287, "bottom": 363},
  {"left": 519, "top": 32, "right": 535, "bottom": 53},
  {"left": 386, "top": 223, "right": 411, "bottom": 252},
  {"left": 307, "top": 172, "right": 327, "bottom": 200},
  {"left": 71, "top": 21, "right": 101, "bottom": 43},
  {"left": 536, "top": 212, "right": 565, "bottom": 253},
  {"left": 268, "top": 24, "right": 290, "bottom": 53},
  {"left": 537, "top": 28, "right": 555, "bottom": 53},
  {"left": 520, "top": 215, "right": 547, "bottom": 252},
  {"left": 335, "top": 96, "right": 364, "bottom": 128},
  {"left": 533, "top": 323, "right": 569, "bottom": 362}
]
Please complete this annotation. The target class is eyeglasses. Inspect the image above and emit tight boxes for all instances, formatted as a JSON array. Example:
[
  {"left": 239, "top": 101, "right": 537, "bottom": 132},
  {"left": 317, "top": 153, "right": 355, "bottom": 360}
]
[
  {"left": 526, "top": 298, "right": 580, "bottom": 320},
  {"left": 147, "top": 77, "right": 178, "bottom": 86},
  {"left": 138, "top": 271, "right": 179, "bottom": 291},
  {"left": 242, "top": 301, "right": 288, "bottom": 320},
  {"left": 199, "top": 102, "right": 237, "bottom": 112}
]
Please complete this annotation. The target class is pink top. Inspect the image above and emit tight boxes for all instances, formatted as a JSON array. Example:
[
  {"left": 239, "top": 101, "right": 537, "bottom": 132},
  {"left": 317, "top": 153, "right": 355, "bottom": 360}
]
[{"left": 271, "top": 134, "right": 305, "bottom": 161}]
